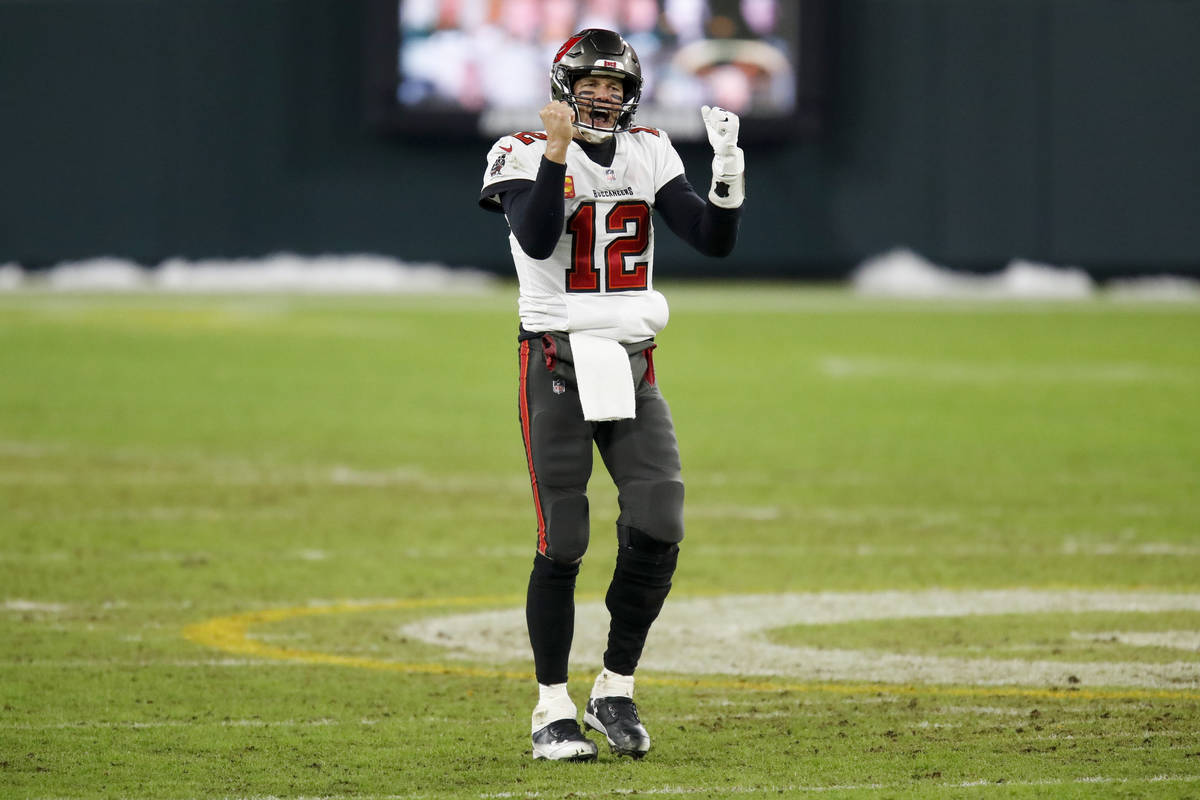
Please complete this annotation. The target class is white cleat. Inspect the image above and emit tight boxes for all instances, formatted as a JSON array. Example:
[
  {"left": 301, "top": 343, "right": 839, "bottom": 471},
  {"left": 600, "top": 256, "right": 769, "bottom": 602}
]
[{"left": 531, "top": 718, "right": 598, "bottom": 762}]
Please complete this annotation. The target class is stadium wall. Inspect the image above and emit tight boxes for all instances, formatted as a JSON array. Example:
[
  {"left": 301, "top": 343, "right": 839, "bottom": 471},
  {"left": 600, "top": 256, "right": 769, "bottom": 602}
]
[{"left": 1, "top": 0, "right": 1197, "bottom": 279}]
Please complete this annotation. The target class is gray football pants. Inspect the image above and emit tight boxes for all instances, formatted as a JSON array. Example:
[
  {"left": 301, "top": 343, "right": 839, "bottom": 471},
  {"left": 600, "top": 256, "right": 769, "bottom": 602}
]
[{"left": 517, "top": 334, "right": 685, "bottom": 563}]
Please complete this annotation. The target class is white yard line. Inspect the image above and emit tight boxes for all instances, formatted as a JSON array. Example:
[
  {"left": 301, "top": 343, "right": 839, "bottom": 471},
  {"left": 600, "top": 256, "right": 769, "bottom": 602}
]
[
  {"left": 0, "top": 440, "right": 70, "bottom": 457},
  {"left": 819, "top": 356, "right": 1191, "bottom": 384},
  {"left": 0, "top": 658, "right": 288, "bottom": 668},
  {"left": 1070, "top": 630, "right": 1200, "bottom": 651},
  {"left": 8, "top": 538, "right": 1195, "bottom": 564},
  {"left": 482, "top": 774, "right": 1200, "bottom": 798},
  {"left": 2, "top": 599, "right": 68, "bottom": 612},
  {"left": 0, "top": 717, "right": 512, "bottom": 731},
  {"left": 36, "top": 775, "right": 1200, "bottom": 800}
]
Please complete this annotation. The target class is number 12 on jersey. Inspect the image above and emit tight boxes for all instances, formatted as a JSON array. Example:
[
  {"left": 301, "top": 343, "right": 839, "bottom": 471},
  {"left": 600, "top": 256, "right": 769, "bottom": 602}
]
[{"left": 565, "top": 200, "right": 651, "bottom": 292}]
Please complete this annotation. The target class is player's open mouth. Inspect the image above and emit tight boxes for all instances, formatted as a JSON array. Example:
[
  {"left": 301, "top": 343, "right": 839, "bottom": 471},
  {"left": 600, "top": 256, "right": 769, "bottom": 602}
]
[
  {"left": 591, "top": 110, "right": 619, "bottom": 129},
  {"left": 580, "top": 102, "right": 618, "bottom": 128}
]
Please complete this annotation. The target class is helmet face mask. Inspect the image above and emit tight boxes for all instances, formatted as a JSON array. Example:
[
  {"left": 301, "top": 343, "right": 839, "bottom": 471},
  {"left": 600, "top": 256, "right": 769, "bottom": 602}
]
[{"left": 550, "top": 29, "right": 643, "bottom": 139}]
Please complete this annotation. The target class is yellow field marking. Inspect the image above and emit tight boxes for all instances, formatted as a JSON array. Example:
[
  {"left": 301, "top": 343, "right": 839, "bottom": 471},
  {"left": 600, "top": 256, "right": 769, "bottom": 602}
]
[
  {"left": 183, "top": 597, "right": 1200, "bottom": 702},
  {"left": 183, "top": 596, "right": 532, "bottom": 681}
]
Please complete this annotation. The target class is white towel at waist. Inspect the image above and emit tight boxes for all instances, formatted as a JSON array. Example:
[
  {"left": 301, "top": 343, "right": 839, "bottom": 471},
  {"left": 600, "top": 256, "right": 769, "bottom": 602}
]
[{"left": 568, "top": 332, "right": 636, "bottom": 421}]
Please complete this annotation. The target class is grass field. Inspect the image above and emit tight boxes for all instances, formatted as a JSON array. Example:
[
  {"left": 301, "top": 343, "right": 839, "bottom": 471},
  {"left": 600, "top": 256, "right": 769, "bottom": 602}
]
[{"left": 2, "top": 284, "right": 1199, "bottom": 799}]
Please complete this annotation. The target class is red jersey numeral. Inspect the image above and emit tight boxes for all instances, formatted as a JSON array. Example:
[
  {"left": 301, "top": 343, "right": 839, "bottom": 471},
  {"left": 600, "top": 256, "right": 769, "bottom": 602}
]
[
  {"left": 512, "top": 131, "right": 548, "bottom": 145},
  {"left": 605, "top": 202, "right": 650, "bottom": 290},
  {"left": 565, "top": 203, "right": 600, "bottom": 292},
  {"left": 564, "top": 201, "right": 650, "bottom": 293}
]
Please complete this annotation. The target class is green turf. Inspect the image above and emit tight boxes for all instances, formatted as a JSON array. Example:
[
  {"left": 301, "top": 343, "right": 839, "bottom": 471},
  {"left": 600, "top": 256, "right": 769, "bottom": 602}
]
[{"left": 1, "top": 285, "right": 1198, "bottom": 799}]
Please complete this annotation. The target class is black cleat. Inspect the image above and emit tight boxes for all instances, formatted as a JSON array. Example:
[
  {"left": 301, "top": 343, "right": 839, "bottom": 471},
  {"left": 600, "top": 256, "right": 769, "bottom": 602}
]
[
  {"left": 583, "top": 697, "right": 651, "bottom": 758},
  {"left": 531, "top": 718, "right": 598, "bottom": 762}
]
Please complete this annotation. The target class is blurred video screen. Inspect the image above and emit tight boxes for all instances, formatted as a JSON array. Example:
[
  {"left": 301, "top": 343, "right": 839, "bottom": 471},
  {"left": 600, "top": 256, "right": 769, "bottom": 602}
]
[{"left": 368, "top": 0, "right": 827, "bottom": 142}]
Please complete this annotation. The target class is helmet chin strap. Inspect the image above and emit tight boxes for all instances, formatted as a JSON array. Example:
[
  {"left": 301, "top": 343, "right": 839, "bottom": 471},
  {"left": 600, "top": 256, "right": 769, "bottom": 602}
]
[{"left": 574, "top": 124, "right": 614, "bottom": 144}]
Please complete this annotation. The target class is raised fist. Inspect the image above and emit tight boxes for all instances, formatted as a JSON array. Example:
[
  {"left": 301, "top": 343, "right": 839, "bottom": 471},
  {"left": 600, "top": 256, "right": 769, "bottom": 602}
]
[
  {"left": 701, "top": 105, "right": 740, "bottom": 156},
  {"left": 701, "top": 105, "right": 744, "bottom": 208}
]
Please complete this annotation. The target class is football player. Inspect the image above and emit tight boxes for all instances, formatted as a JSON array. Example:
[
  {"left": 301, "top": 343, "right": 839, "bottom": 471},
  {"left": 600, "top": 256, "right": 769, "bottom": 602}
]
[{"left": 478, "top": 28, "right": 745, "bottom": 762}]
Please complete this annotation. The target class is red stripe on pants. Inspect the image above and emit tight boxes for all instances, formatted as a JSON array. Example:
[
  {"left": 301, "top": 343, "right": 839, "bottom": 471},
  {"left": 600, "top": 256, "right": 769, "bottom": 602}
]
[{"left": 518, "top": 341, "right": 548, "bottom": 554}]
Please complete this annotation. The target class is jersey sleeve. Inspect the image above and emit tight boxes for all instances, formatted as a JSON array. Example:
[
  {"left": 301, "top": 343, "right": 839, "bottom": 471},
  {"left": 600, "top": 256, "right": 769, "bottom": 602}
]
[
  {"left": 651, "top": 129, "right": 687, "bottom": 194},
  {"left": 479, "top": 133, "right": 547, "bottom": 211}
]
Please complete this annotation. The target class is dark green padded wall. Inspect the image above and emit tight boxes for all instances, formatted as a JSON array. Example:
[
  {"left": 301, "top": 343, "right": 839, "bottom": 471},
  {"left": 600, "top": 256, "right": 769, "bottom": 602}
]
[{"left": 1, "top": 0, "right": 1196, "bottom": 277}]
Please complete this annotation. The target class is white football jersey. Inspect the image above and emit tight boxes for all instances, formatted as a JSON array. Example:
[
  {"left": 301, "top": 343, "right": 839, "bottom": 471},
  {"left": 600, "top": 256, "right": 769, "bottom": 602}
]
[{"left": 481, "top": 127, "right": 685, "bottom": 343}]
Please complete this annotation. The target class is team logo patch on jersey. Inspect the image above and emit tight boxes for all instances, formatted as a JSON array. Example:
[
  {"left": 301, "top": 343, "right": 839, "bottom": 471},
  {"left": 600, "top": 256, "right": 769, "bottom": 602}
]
[
  {"left": 489, "top": 152, "right": 507, "bottom": 177},
  {"left": 552, "top": 378, "right": 566, "bottom": 395},
  {"left": 563, "top": 176, "right": 575, "bottom": 199}
]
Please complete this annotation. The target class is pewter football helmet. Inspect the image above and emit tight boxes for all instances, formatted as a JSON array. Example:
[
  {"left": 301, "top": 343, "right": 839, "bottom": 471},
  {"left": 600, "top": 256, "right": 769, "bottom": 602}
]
[{"left": 550, "top": 29, "right": 643, "bottom": 135}]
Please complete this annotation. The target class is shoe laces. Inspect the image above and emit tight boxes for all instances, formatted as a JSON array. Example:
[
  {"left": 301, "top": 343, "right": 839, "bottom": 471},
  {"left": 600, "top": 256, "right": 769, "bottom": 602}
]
[
  {"left": 543, "top": 718, "right": 586, "bottom": 742},
  {"left": 600, "top": 696, "right": 640, "bottom": 722}
]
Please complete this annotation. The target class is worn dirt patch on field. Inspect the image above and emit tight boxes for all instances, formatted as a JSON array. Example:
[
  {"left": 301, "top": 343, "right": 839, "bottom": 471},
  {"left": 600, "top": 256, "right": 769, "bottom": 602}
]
[{"left": 400, "top": 590, "right": 1200, "bottom": 689}]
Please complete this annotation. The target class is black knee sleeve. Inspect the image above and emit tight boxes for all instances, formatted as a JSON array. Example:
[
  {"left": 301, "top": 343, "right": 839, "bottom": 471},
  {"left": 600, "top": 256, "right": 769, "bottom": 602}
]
[
  {"left": 620, "top": 480, "right": 685, "bottom": 545},
  {"left": 602, "top": 525, "right": 680, "bottom": 676},
  {"left": 526, "top": 554, "right": 580, "bottom": 685},
  {"left": 618, "top": 525, "right": 679, "bottom": 555}
]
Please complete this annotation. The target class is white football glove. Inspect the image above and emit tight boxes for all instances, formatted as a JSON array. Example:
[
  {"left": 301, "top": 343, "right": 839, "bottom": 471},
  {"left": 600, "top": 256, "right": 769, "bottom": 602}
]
[{"left": 701, "top": 105, "right": 745, "bottom": 208}]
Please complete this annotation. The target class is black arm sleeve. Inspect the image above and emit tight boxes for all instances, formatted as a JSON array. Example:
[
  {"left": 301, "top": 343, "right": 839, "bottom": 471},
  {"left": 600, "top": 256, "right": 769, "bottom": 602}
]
[
  {"left": 653, "top": 174, "right": 741, "bottom": 258},
  {"left": 500, "top": 157, "right": 568, "bottom": 260}
]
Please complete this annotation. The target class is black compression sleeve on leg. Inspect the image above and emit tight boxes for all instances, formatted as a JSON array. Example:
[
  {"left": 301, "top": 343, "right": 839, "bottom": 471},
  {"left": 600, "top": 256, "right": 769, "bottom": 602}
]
[
  {"left": 602, "top": 526, "right": 679, "bottom": 676},
  {"left": 526, "top": 554, "right": 580, "bottom": 685}
]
